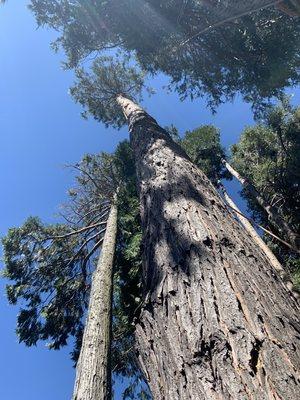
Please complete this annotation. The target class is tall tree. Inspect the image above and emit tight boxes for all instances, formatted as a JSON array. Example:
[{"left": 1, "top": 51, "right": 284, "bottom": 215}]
[
  {"left": 3, "top": 151, "right": 119, "bottom": 400},
  {"left": 71, "top": 59, "right": 300, "bottom": 400},
  {"left": 230, "top": 100, "right": 300, "bottom": 276},
  {"left": 179, "top": 124, "right": 297, "bottom": 294},
  {"left": 69, "top": 152, "right": 120, "bottom": 400},
  {"left": 2, "top": 140, "right": 152, "bottom": 399},
  {"left": 223, "top": 159, "right": 300, "bottom": 252},
  {"left": 219, "top": 183, "right": 297, "bottom": 293},
  {"left": 30, "top": 0, "right": 300, "bottom": 115},
  {"left": 3, "top": 144, "right": 151, "bottom": 399},
  {"left": 72, "top": 193, "right": 118, "bottom": 400}
]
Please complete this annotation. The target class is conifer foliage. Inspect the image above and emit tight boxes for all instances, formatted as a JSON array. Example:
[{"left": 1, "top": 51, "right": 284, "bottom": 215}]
[
  {"left": 30, "top": 0, "right": 300, "bottom": 114},
  {"left": 231, "top": 99, "right": 300, "bottom": 285},
  {"left": 3, "top": 2, "right": 300, "bottom": 399},
  {"left": 2, "top": 148, "right": 125, "bottom": 358}
]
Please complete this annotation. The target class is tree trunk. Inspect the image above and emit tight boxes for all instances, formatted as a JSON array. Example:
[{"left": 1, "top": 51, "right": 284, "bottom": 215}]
[
  {"left": 72, "top": 198, "right": 118, "bottom": 400},
  {"left": 220, "top": 183, "right": 298, "bottom": 297},
  {"left": 117, "top": 94, "right": 300, "bottom": 400},
  {"left": 223, "top": 160, "right": 300, "bottom": 253}
]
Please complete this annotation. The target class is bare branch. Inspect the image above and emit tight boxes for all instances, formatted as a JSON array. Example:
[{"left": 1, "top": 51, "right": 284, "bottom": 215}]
[
  {"left": 66, "top": 164, "right": 102, "bottom": 191},
  {"left": 51, "top": 221, "right": 108, "bottom": 240}
]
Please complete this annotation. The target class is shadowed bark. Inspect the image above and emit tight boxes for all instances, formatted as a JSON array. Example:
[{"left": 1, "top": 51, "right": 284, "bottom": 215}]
[
  {"left": 117, "top": 94, "right": 300, "bottom": 400},
  {"left": 72, "top": 197, "right": 117, "bottom": 400}
]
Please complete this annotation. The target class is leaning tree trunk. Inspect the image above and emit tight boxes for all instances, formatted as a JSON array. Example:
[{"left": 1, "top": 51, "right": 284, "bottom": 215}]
[
  {"left": 223, "top": 160, "right": 300, "bottom": 253},
  {"left": 117, "top": 94, "right": 300, "bottom": 400},
  {"left": 72, "top": 198, "right": 118, "bottom": 400},
  {"left": 220, "top": 183, "right": 298, "bottom": 297}
]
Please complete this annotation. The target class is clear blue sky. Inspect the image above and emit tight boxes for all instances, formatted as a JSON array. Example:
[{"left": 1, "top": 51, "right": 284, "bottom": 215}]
[{"left": 0, "top": 1, "right": 299, "bottom": 400}]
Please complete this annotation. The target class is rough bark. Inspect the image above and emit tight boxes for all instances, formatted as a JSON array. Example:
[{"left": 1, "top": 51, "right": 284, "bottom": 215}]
[
  {"left": 220, "top": 183, "right": 298, "bottom": 297},
  {"left": 223, "top": 160, "right": 300, "bottom": 253},
  {"left": 72, "top": 198, "right": 117, "bottom": 400},
  {"left": 117, "top": 94, "right": 300, "bottom": 400}
]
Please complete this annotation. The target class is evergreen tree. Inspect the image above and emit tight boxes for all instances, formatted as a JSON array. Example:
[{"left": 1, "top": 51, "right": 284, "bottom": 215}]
[
  {"left": 231, "top": 99, "right": 300, "bottom": 285},
  {"left": 180, "top": 124, "right": 298, "bottom": 295},
  {"left": 29, "top": 0, "right": 300, "bottom": 115},
  {"left": 63, "top": 149, "right": 122, "bottom": 398},
  {"left": 70, "top": 58, "right": 300, "bottom": 400},
  {"left": 2, "top": 150, "right": 118, "bottom": 357},
  {"left": 180, "top": 125, "right": 231, "bottom": 185},
  {"left": 3, "top": 141, "right": 149, "bottom": 399},
  {"left": 72, "top": 190, "right": 118, "bottom": 399}
]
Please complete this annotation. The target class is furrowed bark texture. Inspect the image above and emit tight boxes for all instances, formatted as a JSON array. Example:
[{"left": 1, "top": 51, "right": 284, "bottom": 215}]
[
  {"left": 224, "top": 160, "right": 300, "bottom": 253},
  {"left": 117, "top": 95, "right": 300, "bottom": 400},
  {"left": 72, "top": 200, "right": 117, "bottom": 400}
]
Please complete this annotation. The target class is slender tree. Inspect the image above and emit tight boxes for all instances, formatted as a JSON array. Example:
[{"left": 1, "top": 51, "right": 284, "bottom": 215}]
[
  {"left": 219, "top": 183, "right": 298, "bottom": 293},
  {"left": 3, "top": 152, "right": 119, "bottom": 400},
  {"left": 73, "top": 193, "right": 118, "bottom": 400},
  {"left": 71, "top": 59, "right": 300, "bottom": 400},
  {"left": 2, "top": 143, "right": 152, "bottom": 399},
  {"left": 223, "top": 159, "right": 300, "bottom": 253}
]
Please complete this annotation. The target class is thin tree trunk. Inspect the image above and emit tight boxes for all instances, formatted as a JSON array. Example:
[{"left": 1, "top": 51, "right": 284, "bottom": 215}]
[
  {"left": 72, "top": 197, "right": 118, "bottom": 400},
  {"left": 220, "top": 183, "right": 298, "bottom": 297},
  {"left": 117, "top": 94, "right": 300, "bottom": 400},
  {"left": 223, "top": 160, "right": 300, "bottom": 253}
]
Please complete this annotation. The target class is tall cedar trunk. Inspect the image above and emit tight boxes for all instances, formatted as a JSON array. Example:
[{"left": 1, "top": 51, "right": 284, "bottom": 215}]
[
  {"left": 72, "top": 199, "right": 117, "bottom": 400},
  {"left": 117, "top": 94, "right": 300, "bottom": 400},
  {"left": 220, "top": 183, "right": 297, "bottom": 296},
  {"left": 223, "top": 160, "right": 300, "bottom": 253}
]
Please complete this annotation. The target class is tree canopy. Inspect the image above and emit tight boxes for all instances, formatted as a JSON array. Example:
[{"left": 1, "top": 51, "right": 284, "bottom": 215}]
[
  {"left": 30, "top": 1, "right": 300, "bottom": 114},
  {"left": 2, "top": 140, "right": 150, "bottom": 397},
  {"left": 70, "top": 56, "right": 148, "bottom": 128},
  {"left": 180, "top": 125, "right": 231, "bottom": 185},
  {"left": 2, "top": 151, "right": 117, "bottom": 359}
]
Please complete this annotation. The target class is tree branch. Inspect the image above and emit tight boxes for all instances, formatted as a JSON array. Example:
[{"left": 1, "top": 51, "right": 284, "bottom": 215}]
[{"left": 51, "top": 221, "right": 108, "bottom": 240}]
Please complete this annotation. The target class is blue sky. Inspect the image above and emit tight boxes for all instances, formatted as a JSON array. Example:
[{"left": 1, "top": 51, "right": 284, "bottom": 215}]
[{"left": 0, "top": 1, "right": 300, "bottom": 400}]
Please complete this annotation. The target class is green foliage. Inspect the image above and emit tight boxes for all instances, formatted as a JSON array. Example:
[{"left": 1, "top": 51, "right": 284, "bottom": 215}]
[
  {"left": 70, "top": 56, "right": 147, "bottom": 128},
  {"left": 181, "top": 125, "right": 231, "bottom": 185},
  {"left": 292, "top": 267, "right": 300, "bottom": 291},
  {"left": 99, "top": 140, "right": 150, "bottom": 398},
  {"left": 2, "top": 217, "right": 87, "bottom": 353},
  {"left": 2, "top": 150, "right": 119, "bottom": 361},
  {"left": 231, "top": 99, "right": 300, "bottom": 276},
  {"left": 2, "top": 140, "right": 149, "bottom": 397},
  {"left": 231, "top": 100, "right": 300, "bottom": 229},
  {"left": 113, "top": 205, "right": 150, "bottom": 397},
  {"left": 30, "top": 1, "right": 300, "bottom": 114},
  {"left": 111, "top": 141, "right": 143, "bottom": 373}
]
